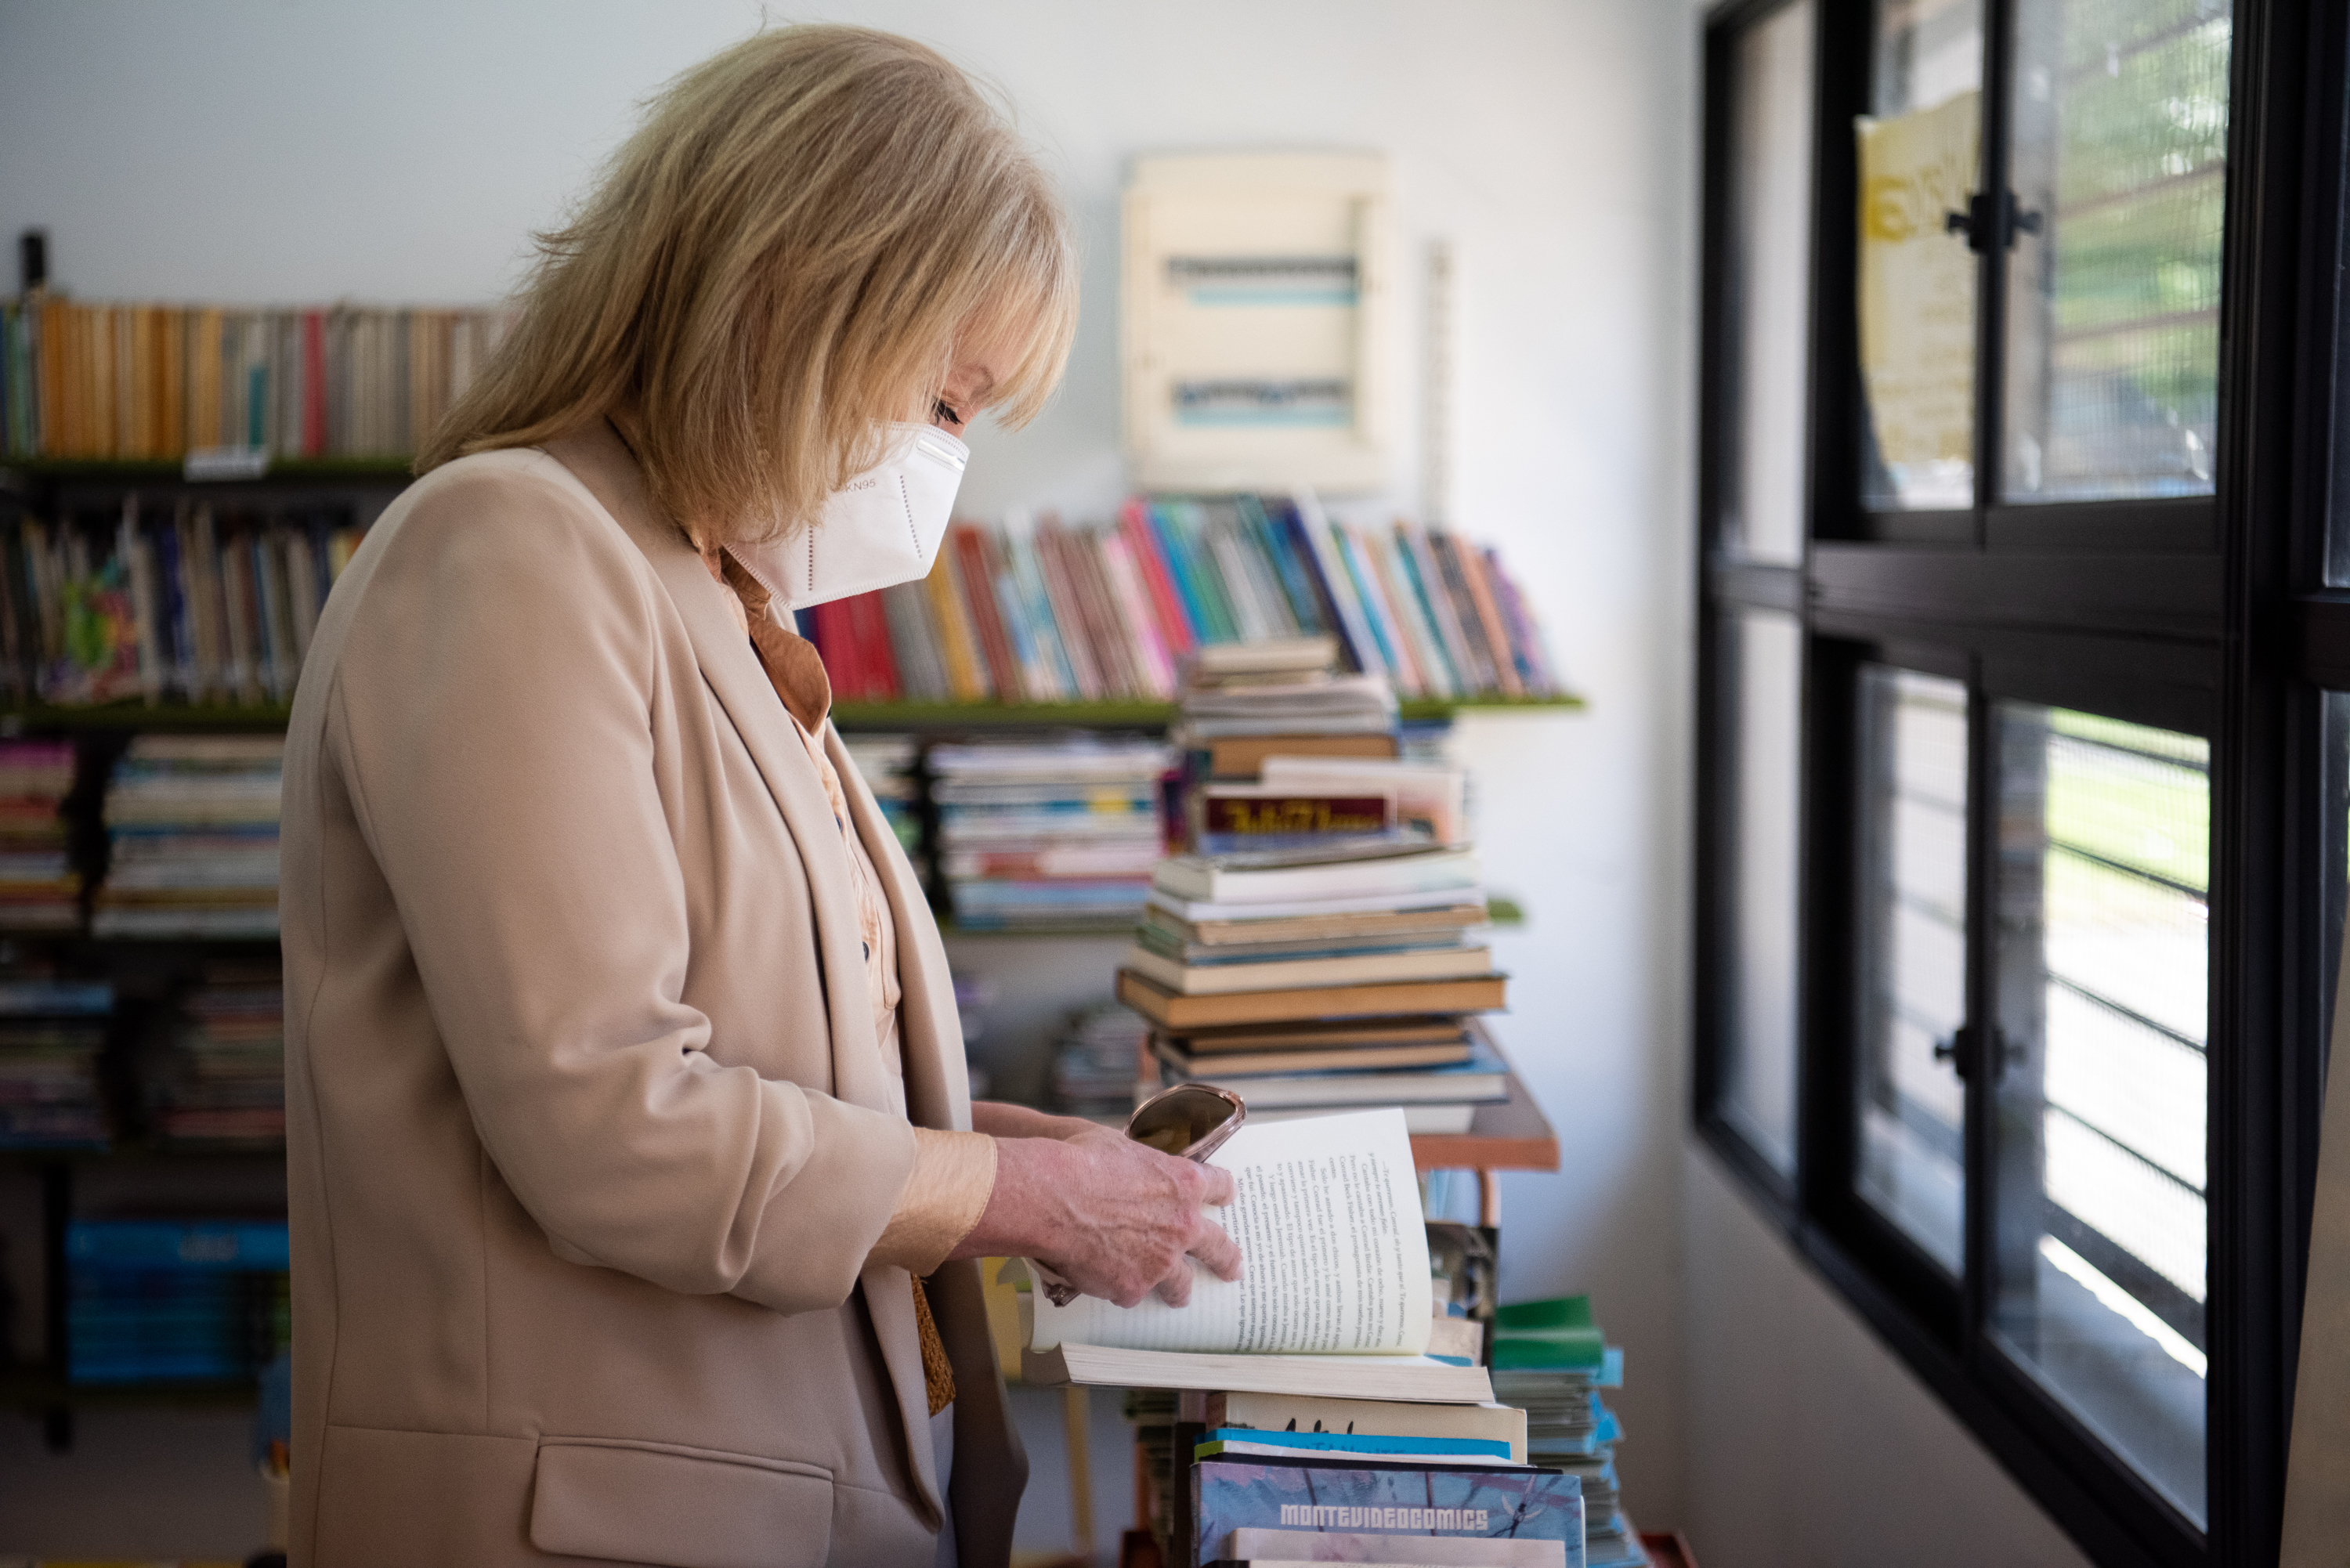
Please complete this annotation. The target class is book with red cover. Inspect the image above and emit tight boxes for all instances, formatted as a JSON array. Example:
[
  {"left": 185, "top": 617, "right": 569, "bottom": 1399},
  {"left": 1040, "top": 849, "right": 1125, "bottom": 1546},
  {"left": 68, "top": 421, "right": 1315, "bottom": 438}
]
[
  {"left": 1120, "top": 499, "right": 1196, "bottom": 657},
  {"left": 951, "top": 523, "right": 1021, "bottom": 698},
  {"left": 844, "top": 590, "right": 900, "bottom": 699}
]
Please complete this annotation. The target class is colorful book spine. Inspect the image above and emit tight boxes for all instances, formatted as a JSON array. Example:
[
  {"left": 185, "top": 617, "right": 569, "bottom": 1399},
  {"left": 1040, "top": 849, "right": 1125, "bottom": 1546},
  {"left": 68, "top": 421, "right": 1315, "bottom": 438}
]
[{"left": 1120, "top": 498, "right": 1198, "bottom": 656}]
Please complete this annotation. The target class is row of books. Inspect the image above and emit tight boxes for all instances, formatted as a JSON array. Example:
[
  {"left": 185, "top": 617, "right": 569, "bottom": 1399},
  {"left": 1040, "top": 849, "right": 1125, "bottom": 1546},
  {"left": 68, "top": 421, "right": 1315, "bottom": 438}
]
[
  {"left": 63, "top": 1217, "right": 289, "bottom": 1384},
  {"left": 0, "top": 296, "right": 515, "bottom": 461},
  {"left": 94, "top": 735, "right": 284, "bottom": 940},
  {"left": 795, "top": 501, "right": 1562, "bottom": 705},
  {"left": 3, "top": 505, "right": 367, "bottom": 707}
]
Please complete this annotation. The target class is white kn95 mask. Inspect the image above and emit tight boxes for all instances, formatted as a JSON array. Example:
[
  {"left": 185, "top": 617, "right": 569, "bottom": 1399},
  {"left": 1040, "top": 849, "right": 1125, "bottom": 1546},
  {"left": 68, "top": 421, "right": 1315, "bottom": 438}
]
[{"left": 732, "top": 421, "right": 968, "bottom": 612}]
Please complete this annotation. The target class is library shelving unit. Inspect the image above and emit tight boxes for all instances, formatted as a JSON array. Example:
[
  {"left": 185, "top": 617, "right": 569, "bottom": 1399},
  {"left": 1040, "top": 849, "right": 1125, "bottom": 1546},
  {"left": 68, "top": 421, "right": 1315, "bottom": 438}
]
[{"left": 0, "top": 457, "right": 1573, "bottom": 1447}]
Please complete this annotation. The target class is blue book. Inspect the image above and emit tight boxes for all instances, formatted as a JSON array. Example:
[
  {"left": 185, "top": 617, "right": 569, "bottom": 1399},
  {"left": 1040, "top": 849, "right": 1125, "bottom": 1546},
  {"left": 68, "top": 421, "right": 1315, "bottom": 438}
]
[
  {"left": 67, "top": 1219, "right": 291, "bottom": 1271},
  {"left": 1279, "top": 504, "right": 1375, "bottom": 677},
  {"left": 0, "top": 981, "right": 115, "bottom": 1016},
  {"left": 1238, "top": 497, "right": 1326, "bottom": 636},
  {"left": 1194, "top": 1454, "right": 1582, "bottom": 1568},
  {"left": 1146, "top": 503, "right": 1213, "bottom": 645},
  {"left": 1197, "top": 1428, "right": 1515, "bottom": 1464},
  {"left": 1003, "top": 526, "right": 1079, "bottom": 696}
]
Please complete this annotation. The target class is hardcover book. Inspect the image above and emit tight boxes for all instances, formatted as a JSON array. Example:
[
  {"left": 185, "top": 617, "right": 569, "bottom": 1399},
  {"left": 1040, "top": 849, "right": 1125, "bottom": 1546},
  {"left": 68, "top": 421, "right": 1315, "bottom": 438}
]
[{"left": 1194, "top": 1455, "right": 1583, "bottom": 1568}]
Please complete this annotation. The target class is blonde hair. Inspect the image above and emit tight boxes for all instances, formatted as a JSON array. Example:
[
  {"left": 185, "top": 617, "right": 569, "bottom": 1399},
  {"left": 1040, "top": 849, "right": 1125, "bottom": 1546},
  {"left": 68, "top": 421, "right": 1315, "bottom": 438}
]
[{"left": 417, "top": 25, "right": 1076, "bottom": 544}]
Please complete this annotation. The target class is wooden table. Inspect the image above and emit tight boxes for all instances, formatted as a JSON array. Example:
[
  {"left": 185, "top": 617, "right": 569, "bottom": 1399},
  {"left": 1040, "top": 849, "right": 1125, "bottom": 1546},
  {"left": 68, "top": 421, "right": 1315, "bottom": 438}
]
[{"left": 1408, "top": 1070, "right": 1558, "bottom": 1226}]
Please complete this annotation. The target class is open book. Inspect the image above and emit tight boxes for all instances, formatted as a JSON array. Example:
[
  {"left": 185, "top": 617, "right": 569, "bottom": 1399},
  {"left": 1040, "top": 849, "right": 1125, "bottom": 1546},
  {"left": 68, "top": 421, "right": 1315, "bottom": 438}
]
[{"left": 1029, "top": 1107, "right": 1434, "bottom": 1358}]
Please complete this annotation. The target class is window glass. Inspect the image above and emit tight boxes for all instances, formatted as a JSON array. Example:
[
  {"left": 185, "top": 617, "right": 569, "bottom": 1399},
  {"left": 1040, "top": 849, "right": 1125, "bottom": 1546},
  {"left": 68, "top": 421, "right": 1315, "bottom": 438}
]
[
  {"left": 1721, "top": 612, "right": 1806, "bottom": 1173},
  {"left": 1858, "top": 0, "right": 1983, "bottom": 511},
  {"left": 2001, "top": 0, "right": 2232, "bottom": 504},
  {"left": 1723, "top": 0, "right": 1816, "bottom": 565},
  {"left": 1992, "top": 704, "right": 2208, "bottom": 1525},
  {"left": 1856, "top": 667, "right": 1969, "bottom": 1273}
]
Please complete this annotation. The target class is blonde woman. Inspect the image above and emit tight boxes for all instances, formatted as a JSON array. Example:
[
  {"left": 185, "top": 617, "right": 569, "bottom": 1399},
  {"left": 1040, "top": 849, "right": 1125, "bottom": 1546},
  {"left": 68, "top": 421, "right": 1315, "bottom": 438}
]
[{"left": 280, "top": 27, "right": 1239, "bottom": 1568}]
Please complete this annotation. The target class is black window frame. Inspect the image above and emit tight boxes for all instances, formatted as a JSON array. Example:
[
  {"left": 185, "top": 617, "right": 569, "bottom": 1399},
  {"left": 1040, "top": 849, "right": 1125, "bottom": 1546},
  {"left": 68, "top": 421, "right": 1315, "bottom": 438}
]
[{"left": 1694, "top": 1, "right": 2350, "bottom": 1563}]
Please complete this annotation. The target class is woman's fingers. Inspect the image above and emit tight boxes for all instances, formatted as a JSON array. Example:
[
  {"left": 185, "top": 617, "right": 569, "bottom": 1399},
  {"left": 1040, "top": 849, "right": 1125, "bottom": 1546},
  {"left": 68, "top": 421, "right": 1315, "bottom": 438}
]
[
  {"left": 1188, "top": 1213, "right": 1244, "bottom": 1281},
  {"left": 960, "top": 1130, "right": 1250, "bottom": 1306}
]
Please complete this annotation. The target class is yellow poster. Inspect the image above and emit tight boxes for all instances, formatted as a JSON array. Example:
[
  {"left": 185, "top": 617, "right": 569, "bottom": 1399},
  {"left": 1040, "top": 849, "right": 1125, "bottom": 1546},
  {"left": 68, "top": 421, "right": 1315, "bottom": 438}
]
[{"left": 1856, "top": 91, "right": 1980, "bottom": 507}]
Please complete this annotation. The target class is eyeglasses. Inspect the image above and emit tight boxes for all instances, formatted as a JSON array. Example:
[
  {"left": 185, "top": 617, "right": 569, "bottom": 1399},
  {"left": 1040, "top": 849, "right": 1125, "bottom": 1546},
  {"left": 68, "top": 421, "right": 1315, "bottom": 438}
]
[
  {"left": 1124, "top": 1081, "right": 1247, "bottom": 1161},
  {"left": 1038, "top": 1082, "right": 1246, "bottom": 1306}
]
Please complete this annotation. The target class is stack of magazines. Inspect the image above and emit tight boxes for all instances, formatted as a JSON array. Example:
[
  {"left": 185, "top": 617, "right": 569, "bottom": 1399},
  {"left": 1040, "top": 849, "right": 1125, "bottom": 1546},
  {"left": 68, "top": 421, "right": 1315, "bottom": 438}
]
[
  {"left": 1170, "top": 635, "right": 1401, "bottom": 779},
  {"left": 1047, "top": 1002, "right": 1152, "bottom": 1122},
  {"left": 927, "top": 736, "right": 1170, "bottom": 930},
  {"left": 1490, "top": 1298, "right": 1647, "bottom": 1568},
  {"left": 92, "top": 734, "right": 284, "bottom": 938},
  {"left": 65, "top": 1217, "right": 289, "bottom": 1385},
  {"left": 146, "top": 964, "right": 284, "bottom": 1147},
  {"left": 0, "top": 740, "right": 81, "bottom": 931},
  {"left": 0, "top": 979, "right": 113, "bottom": 1149},
  {"left": 839, "top": 732, "right": 921, "bottom": 854}
]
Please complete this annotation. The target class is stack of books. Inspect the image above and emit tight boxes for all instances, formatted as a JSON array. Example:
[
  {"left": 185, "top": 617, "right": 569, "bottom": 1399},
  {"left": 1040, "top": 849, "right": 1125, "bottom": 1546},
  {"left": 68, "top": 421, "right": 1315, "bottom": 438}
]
[
  {"left": 1047, "top": 1002, "right": 1152, "bottom": 1122},
  {"left": 839, "top": 732, "right": 921, "bottom": 853},
  {"left": 1491, "top": 1299, "right": 1644, "bottom": 1568},
  {"left": 927, "top": 736, "right": 1171, "bottom": 930},
  {"left": 1119, "top": 652, "right": 1507, "bottom": 1132},
  {"left": 0, "top": 979, "right": 113, "bottom": 1149},
  {"left": 0, "top": 740, "right": 80, "bottom": 930},
  {"left": 1023, "top": 1111, "right": 1582, "bottom": 1568},
  {"left": 92, "top": 735, "right": 284, "bottom": 938},
  {"left": 1171, "top": 635, "right": 1401, "bottom": 780},
  {"left": 146, "top": 965, "right": 284, "bottom": 1147},
  {"left": 64, "top": 1217, "right": 289, "bottom": 1385}
]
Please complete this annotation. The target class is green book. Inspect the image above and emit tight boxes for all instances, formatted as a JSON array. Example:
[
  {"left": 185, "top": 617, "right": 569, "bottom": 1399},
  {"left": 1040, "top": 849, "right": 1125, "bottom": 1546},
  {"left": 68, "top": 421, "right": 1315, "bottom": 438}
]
[{"left": 1490, "top": 1295, "right": 1604, "bottom": 1370}]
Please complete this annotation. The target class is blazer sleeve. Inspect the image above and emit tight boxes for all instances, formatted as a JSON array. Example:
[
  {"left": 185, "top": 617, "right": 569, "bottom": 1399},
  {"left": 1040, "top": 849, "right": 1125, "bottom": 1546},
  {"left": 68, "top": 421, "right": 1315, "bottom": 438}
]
[{"left": 320, "top": 459, "right": 920, "bottom": 1316}]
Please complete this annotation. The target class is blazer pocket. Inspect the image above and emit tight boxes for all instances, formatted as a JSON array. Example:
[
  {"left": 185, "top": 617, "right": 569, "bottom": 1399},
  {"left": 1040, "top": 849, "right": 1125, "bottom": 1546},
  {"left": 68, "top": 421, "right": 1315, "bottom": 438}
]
[{"left": 529, "top": 1437, "right": 833, "bottom": 1568}]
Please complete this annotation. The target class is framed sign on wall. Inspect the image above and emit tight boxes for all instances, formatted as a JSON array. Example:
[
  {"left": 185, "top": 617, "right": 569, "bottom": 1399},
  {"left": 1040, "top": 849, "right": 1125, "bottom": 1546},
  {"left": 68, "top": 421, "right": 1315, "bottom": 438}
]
[{"left": 1121, "top": 150, "right": 1393, "bottom": 493}]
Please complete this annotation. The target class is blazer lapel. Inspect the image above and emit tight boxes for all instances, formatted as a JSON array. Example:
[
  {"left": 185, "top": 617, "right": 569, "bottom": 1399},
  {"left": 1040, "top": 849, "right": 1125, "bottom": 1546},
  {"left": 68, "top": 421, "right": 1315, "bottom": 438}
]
[
  {"left": 540, "top": 424, "right": 950, "bottom": 1529},
  {"left": 828, "top": 724, "right": 971, "bottom": 1136},
  {"left": 535, "top": 425, "right": 891, "bottom": 1118}
]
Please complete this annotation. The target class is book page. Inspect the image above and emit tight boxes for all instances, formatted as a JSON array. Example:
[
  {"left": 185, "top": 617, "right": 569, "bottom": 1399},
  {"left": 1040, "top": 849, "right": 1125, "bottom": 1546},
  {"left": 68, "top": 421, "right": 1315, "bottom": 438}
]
[{"left": 1030, "top": 1107, "right": 1431, "bottom": 1355}]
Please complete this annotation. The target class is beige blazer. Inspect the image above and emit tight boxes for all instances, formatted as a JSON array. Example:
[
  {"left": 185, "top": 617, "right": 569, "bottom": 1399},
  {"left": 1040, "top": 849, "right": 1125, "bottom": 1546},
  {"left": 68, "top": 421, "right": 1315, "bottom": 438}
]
[{"left": 280, "top": 419, "right": 1023, "bottom": 1568}]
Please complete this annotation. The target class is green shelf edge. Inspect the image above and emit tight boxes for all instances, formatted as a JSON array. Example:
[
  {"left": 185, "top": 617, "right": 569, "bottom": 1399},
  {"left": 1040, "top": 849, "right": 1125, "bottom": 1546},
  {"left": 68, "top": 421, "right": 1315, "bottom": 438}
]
[
  {"left": 0, "top": 1371, "right": 261, "bottom": 1411},
  {"left": 3, "top": 457, "right": 415, "bottom": 483},
  {"left": 938, "top": 899, "right": 1524, "bottom": 938},
  {"left": 0, "top": 695, "right": 1582, "bottom": 732},
  {"left": 0, "top": 703, "right": 292, "bottom": 731}
]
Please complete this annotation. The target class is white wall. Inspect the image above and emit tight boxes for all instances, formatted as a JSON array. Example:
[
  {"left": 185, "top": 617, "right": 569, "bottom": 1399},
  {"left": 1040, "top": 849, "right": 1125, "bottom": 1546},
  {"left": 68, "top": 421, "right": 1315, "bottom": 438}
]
[
  {"left": 1683, "top": 1147, "right": 2095, "bottom": 1567},
  {"left": 0, "top": 4, "right": 2081, "bottom": 1566}
]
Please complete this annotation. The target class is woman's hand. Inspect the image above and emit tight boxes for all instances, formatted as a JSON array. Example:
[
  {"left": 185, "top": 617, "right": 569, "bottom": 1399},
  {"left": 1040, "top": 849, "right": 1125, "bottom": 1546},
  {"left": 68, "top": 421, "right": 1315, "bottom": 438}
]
[
  {"left": 951, "top": 1126, "right": 1243, "bottom": 1307},
  {"left": 969, "top": 1100, "right": 1111, "bottom": 1144}
]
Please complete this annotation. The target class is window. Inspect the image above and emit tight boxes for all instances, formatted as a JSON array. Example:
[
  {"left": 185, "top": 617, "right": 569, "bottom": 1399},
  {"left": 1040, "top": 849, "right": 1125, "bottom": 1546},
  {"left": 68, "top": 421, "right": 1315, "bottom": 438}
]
[
  {"left": 1698, "top": 0, "right": 2340, "bottom": 1561},
  {"left": 1991, "top": 707, "right": 2211, "bottom": 1523},
  {"left": 1856, "top": 665, "right": 1969, "bottom": 1274}
]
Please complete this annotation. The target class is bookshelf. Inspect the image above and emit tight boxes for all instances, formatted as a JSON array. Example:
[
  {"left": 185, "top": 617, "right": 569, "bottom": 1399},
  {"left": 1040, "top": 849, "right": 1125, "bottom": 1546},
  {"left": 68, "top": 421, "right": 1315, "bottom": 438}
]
[{"left": 0, "top": 440, "right": 1580, "bottom": 1447}]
